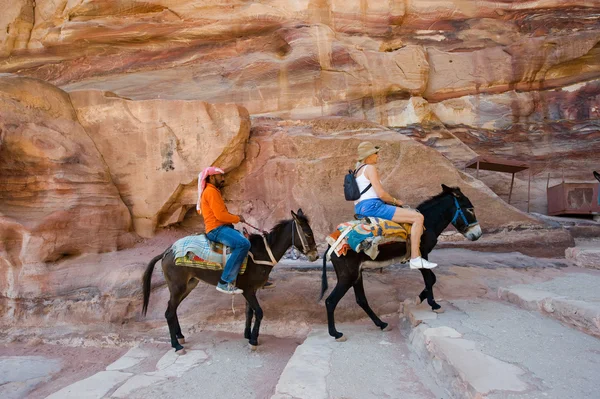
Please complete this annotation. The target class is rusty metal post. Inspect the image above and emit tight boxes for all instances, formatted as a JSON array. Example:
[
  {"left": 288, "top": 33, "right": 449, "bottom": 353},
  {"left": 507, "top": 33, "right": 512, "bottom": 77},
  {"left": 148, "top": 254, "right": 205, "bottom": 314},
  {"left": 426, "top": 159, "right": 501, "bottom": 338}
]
[{"left": 508, "top": 172, "right": 515, "bottom": 204}]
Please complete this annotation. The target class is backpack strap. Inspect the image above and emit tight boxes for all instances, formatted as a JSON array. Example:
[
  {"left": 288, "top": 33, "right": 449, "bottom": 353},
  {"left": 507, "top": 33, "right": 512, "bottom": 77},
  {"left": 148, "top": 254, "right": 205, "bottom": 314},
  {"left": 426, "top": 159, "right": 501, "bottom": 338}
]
[
  {"left": 360, "top": 183, "right": 372, "bottom": 195},
  {"left": 353, "top": 164, "right": 367, "bottom": 176},
  {"left": 354, "top": 164, "right": 372, "bottom": 196}
]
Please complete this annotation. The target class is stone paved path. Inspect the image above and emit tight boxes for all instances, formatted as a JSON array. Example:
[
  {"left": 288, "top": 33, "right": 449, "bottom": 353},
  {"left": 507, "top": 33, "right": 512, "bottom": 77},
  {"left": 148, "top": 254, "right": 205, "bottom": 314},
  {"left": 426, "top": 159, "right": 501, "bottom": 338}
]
[{"left": 2, "top": 260, "right": 600, "bottom": 399}]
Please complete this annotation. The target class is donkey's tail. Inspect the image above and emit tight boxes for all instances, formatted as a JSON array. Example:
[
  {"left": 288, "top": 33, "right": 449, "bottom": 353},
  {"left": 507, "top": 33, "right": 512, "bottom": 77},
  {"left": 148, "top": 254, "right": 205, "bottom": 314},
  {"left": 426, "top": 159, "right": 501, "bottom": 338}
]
[
  {"left": 142, "top": 250, "right": 166, "bottom": 316},
  {"left": 319, "top": 245, "right": 330, "bottom": 301}
]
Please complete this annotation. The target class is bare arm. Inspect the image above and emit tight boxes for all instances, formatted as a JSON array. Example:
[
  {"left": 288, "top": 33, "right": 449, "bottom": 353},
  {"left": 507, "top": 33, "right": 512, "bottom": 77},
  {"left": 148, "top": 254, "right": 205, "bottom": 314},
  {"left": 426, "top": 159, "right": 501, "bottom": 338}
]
[{"left": 365, "top": 165, "right": 403, "bottom": 206}]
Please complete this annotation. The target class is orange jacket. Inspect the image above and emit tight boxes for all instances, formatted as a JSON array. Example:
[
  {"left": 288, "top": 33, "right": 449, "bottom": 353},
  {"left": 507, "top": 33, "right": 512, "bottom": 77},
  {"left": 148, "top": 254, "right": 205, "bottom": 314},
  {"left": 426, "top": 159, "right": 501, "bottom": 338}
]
[{"left": 200, "top": 183, "right": 240, "bottom": 233}]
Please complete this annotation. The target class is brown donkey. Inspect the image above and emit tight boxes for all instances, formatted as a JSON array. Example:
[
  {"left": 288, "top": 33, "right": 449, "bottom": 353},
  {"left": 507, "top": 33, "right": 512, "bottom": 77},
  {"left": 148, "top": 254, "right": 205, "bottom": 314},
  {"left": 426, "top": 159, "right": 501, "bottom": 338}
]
[{"left": 142, "top": 209, "right": 318, "bottom": 352}]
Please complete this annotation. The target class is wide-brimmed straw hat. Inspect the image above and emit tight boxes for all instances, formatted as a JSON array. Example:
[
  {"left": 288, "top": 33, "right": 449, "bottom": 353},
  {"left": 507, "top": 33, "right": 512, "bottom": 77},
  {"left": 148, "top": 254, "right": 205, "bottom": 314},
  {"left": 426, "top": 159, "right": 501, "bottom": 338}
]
[{"left": 357, "top": 141, "right": 380, "bottom": 161}]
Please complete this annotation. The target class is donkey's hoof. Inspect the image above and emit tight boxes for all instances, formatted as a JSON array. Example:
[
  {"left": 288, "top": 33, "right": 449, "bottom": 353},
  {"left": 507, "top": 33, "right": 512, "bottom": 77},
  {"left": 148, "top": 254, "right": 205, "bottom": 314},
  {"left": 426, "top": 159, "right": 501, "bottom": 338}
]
[
  {"left": 249, "top": 344, "right": 258, "bottom": 351},
  {"left": 415, "top": 295, "right": 423, "bottom": 305},
  {"left": 175, "top": 348, "right": 186, "bottom": 355},
  {"left": 335, "top": 335, "right": 347, "bottom": 342},
  {"left": 178, "top": 337, "right": 186, "bottom": 345},
  {"left": 381, "top": 323, "right": 392, "bottom": 332},
  {"left": 433, "top": 307, "right": 445, "bottom": 314}
]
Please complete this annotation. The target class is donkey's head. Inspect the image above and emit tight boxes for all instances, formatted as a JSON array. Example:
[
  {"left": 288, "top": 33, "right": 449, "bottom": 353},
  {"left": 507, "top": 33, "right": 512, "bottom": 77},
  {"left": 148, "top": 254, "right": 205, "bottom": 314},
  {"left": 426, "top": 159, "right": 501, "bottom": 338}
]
[
  {"left": 441, "top": 184, "right": 482, "bottom": 241},
  {"left": 291, "top": 208, "right": 319, "bottom": 262}
]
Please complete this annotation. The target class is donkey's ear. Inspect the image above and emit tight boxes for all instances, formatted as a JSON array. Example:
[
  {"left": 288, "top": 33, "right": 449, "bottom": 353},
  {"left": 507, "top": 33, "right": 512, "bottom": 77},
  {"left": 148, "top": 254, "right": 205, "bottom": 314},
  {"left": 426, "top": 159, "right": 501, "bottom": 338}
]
[
  {"left": 594, "top": 171, "right": 600, "bottom": 182},
  {"left": 297, "top": 208, "right": 304, "bottom": 216},
  {"left": 442, "top": 184, "right": 460, "bottom": 197},
  {"left": 291, "top": 210, "right": 298, "bottom": 219}
]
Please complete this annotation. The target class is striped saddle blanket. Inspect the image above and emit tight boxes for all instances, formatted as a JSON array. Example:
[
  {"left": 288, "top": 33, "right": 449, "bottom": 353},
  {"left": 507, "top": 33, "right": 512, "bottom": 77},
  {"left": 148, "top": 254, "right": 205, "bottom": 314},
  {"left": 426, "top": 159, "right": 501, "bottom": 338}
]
[
  {"left": 171, "top": 234, "right": 247, "bottom": 274},
  {"left": 326, "top": 217, "right": 411, "bottom": 260}
]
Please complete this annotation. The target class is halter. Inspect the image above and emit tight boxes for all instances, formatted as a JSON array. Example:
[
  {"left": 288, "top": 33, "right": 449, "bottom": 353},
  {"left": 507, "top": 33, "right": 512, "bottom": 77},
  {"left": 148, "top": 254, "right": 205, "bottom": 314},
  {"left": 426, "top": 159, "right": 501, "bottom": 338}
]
[
  {"left": 450, "top": 197, "right": 478, "bottom": 230},
  {"left": 245, "top": 219, "right": 311, "bottom": 266},
  {"left": 292, "top": 219, "right": 311, "bottom": 255}
]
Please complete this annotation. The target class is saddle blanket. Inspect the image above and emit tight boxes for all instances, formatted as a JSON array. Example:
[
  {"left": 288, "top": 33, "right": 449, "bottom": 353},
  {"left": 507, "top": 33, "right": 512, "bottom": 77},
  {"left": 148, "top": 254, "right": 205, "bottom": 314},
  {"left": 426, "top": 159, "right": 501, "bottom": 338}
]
[
  {"left": 326, "top": 217, "right": 411, "bottom": 260},
  {"left": 171, "top": 234, "right": 247, "bottom": 274}
]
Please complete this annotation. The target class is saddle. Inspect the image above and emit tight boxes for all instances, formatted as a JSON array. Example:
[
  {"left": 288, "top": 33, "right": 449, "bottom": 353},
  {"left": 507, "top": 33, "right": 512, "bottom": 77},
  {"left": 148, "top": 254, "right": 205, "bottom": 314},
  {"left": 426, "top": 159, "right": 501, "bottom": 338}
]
[
  {"left": 326, "top": 217, "right": 412, "bottom": 263},
  {"left": 171, "top": 234, "right": 247, "bottom": 274}
]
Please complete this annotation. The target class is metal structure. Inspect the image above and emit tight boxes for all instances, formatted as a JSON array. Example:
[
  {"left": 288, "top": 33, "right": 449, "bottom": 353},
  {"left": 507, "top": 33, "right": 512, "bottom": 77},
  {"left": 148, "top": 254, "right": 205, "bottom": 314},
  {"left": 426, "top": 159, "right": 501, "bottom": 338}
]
[
  {"left": 546, "top": 175, "right": 600, "bottom": 216},
  {"left": 464, "top": 155, "right": 531, "bottom": 212}
]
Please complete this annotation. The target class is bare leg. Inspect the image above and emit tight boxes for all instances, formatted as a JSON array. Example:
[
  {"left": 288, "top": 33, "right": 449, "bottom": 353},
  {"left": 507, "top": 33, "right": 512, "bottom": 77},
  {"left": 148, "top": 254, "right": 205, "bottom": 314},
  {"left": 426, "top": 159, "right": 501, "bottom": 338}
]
[{"left": 391, "top": 208, "right": 424, "bottom": 259}]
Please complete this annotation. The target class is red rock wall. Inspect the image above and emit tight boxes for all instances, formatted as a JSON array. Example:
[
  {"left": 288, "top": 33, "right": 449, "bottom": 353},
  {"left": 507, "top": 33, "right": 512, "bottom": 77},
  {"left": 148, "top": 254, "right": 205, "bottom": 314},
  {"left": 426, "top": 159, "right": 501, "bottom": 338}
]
[
  {"left": 2, "top": 1, "right": 597, "bottom": 192},
  {"left": 0, "top": 1, "right": 598, "bottom": 324}
]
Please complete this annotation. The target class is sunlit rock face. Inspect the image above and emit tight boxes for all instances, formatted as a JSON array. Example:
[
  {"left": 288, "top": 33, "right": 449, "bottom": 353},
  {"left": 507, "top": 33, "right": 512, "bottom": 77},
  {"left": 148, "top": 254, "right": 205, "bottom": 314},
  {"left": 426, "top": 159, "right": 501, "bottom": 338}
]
[
  {"left": 0, "top": 1, "right": 598, "bottom": 326},
  {"left": 1, "top": 0, "right": 597, "bottom": 190},
  {"left": 69, "top": 89, "right": 251, "bottom": 237},
  {"left": 0, "top": 77, "right": 251, "bottom": 324},
  {"left": 0, "top": 75, "right": 135, "bottom": 303},
  {"left": 0, "top": 76, "right": 134, "bottom": 261},
  {"left": 1, "top": 1, "right": 598, "bottom": 115}
]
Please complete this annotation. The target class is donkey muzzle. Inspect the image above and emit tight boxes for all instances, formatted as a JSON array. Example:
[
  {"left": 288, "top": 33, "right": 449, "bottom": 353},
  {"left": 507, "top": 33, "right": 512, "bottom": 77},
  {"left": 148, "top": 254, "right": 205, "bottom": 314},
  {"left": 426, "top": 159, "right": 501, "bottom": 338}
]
[
  {"left": 307, "top": 250, "right": 319, "bottom": 262},
  {"left": 464, "top": 224, "right": 482, "bottom": 241}
]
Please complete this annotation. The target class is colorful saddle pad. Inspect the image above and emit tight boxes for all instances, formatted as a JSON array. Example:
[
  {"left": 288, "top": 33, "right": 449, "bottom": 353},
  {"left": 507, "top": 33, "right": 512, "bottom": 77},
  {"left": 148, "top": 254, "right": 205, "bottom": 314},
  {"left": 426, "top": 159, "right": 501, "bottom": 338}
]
[
  {"left": 326, "top": 217, "right": 411, "bottom": 260},
  {"left": 171, "top": 234, "right": 247, "bottom": 274}
]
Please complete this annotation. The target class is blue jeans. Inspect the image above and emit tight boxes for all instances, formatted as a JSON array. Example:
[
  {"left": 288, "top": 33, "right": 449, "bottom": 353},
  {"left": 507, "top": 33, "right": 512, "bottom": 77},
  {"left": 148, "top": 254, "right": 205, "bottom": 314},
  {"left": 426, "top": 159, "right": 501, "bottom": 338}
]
[{"left": 206, "top": 225, "right": 251, "bottom": 284}]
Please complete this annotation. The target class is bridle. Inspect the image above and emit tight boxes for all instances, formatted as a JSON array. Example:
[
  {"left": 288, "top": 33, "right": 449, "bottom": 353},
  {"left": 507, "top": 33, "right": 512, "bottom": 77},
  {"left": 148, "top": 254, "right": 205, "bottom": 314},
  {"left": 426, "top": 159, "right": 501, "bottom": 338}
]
[
  {"left": 292, "top": 219, "right": 311, "bottom": 255},
  {"left": 450, "top": 197, "right": 479, "bottom": 232},
  {"left": 244, "top": 219, "right": 311, "bottom": 266}
]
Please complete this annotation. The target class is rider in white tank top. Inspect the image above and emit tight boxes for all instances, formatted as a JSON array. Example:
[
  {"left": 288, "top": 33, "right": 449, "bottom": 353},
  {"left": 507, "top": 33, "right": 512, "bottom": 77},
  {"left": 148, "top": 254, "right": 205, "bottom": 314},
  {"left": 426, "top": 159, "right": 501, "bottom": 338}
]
[
  {"left": 354, "top": 165, "right": 379, "bottom": 205},
  {"left": 352, "top": 141, "right": 438, "bottom": 270}
]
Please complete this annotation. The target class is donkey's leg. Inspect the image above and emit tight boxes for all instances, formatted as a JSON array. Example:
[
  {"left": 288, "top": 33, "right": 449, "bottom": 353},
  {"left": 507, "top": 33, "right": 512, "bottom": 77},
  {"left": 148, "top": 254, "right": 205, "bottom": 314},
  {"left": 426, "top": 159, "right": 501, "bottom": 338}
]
[
  {"left": 353, "top": 274, "right": 389, "bottom": 331},
  {"left": 243, "top": 291, "right": 262, "bottom": 349},
  {"left": 244, "top": 301, "right": 254, "bottom": 340},
  {"left": 419, "top": 269, "right": 442, "bottom": 312},
  {"left": 325, "top": 281, "right": 352, "bottom": 341},
  {"left": 173, "top": 278, "right": 199, "bottom": 344},
  {"left": 165, "top": 285, "right": 187, "bottom": 352}
]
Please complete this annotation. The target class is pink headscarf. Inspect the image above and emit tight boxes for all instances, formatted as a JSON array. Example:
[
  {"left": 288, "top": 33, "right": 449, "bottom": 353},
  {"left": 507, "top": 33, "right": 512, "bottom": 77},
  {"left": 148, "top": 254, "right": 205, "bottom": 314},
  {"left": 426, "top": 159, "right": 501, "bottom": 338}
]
[{"left": 196, "top": 166, "right": 225, "bottom": 214}]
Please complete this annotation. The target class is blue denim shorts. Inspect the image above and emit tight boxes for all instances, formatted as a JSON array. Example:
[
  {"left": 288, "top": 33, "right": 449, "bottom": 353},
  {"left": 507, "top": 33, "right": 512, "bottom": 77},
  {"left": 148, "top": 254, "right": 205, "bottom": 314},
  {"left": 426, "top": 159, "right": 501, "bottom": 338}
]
[{"left": 355, "top": 199, "right": 396, "bottom": 220}]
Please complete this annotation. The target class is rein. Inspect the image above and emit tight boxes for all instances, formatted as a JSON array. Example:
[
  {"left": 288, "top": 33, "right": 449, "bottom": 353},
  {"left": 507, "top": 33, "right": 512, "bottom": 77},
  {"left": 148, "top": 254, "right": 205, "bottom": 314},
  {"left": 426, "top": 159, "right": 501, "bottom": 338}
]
[{"left": 243, "top": 221, "right": 268, "bottom": 235}]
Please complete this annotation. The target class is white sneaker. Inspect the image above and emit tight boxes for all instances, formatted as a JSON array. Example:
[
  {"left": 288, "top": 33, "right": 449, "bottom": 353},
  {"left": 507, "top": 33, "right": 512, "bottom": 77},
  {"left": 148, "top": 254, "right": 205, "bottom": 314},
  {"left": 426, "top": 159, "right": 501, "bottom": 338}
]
[
  {"left": 216, "top": 282, "right": 243, "bottom": 295},
  {"left": 409, "top": 256, "right": 438, "bottom": 269}
]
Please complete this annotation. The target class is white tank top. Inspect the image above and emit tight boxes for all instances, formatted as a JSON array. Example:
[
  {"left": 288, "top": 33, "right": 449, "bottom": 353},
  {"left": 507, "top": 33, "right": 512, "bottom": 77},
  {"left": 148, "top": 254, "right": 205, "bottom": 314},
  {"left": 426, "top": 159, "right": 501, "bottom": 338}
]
[{"left": 354, "top": 165, "right": 379, "bottom": 204}]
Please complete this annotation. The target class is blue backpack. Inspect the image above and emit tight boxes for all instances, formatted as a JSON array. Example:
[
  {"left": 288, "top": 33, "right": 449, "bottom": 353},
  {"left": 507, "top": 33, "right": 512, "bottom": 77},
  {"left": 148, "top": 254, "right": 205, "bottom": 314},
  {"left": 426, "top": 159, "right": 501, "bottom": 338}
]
[{"left": 344, "top": 164, "right": 372, "bottom": 201}]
